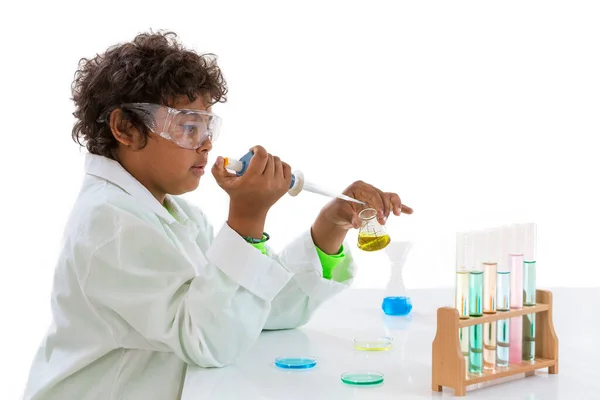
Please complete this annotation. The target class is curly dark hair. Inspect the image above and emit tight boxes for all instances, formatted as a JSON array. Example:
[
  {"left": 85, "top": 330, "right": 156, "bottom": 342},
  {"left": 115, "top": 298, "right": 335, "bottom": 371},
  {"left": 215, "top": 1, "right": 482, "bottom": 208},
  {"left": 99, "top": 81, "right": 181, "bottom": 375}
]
[{"left": 71, "top": 30, "right": 228, "bottom": 159}]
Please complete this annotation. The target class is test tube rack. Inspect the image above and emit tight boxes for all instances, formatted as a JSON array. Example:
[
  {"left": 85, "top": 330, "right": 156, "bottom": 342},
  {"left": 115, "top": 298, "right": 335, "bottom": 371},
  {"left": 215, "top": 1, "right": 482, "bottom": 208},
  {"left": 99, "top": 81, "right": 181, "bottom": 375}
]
[{"left": 431, "top": 289, "right": 558, "bottom": 396}]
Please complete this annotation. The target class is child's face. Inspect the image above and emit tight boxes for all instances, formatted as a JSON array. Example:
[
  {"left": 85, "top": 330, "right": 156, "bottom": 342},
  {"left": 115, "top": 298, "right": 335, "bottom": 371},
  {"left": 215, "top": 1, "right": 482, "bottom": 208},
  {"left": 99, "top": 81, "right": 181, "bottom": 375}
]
[{"left": 116, "top": 96, "right": 213, "bottom": 201}]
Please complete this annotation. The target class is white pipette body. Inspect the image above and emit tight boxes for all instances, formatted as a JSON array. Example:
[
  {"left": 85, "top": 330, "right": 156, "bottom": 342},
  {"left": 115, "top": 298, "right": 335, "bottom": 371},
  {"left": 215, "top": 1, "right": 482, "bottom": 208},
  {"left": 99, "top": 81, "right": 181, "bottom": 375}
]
[
  {"left": 223, "top": 154, "right": 365, "bottom": 206},
  {"left": 301, "top": 179, "right": 366, "bottom": 205}
]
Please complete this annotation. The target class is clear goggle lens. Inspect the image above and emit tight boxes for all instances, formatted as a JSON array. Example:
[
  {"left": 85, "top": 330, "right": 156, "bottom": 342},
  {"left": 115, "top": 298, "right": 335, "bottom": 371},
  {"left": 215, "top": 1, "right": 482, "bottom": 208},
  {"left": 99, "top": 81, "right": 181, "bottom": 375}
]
[{"left": 122, "top": 103, "right": 222, "bottom": 150}]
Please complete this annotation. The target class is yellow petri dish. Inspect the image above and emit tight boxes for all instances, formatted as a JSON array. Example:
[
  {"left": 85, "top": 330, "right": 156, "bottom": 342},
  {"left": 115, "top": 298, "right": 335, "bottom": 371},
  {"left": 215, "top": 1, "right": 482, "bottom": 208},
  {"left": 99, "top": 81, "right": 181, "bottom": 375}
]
[{"left": 353, "top": 336, "right": 393, "bottom": 351}]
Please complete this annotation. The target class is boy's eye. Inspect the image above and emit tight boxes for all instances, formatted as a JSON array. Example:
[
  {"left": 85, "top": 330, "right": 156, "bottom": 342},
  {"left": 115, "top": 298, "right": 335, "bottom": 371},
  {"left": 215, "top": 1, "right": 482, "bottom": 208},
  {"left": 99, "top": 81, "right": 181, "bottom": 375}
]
[{"left": 182, "top": 124, "right": 197, "bottom": 136}]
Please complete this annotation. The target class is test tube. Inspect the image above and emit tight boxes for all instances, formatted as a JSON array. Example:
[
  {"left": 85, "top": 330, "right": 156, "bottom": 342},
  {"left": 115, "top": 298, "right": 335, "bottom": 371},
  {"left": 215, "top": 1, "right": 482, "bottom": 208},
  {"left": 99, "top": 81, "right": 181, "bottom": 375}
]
[
  {"left": 469, "top": 232, "right": 484, "bottom": 318},
  {"left": 455, "top": 232, "right": 470, "bottom": 319},
  {"left": 455, "top": 232, "right": 470, "bottom": 368},
  {"left": 483, "top": 321, "right": 496, "bottom": 370},
  {"left": 482, "top": 229, "right": 498, "bottom": 369},
  {"left": 523, "top": 223, "right": 537, "bottom": 306},
  {"left": 469, "top": 323, "right": 483, "bottom": 374},
  {"left": 509, "top": 224, "right": 524, "bottom": 364},
  {"left": 496, "top": 226, "right": 511, "bottom": 367},
  {"left": 468, "top": 232, "right": 483, "bottom": 374},
  {"left": 523, "top": 223, "right": 537, "bottom": 361},
  {"left": 483, "top": 229, "right": 499, "bottom": 314}
]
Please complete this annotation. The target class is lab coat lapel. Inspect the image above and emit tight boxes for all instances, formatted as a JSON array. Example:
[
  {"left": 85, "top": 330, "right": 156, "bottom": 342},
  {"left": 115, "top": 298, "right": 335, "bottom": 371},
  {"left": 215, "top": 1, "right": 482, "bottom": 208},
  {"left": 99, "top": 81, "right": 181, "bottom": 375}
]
[
  {"left": 164, "top": 198, "right": 209, "bottom": 274},
  {"left": 84, "top": 153, "right": 209, "bottom": 274},
  {"left": 84, "top": 153, "right": 175, "bottom": 224}
]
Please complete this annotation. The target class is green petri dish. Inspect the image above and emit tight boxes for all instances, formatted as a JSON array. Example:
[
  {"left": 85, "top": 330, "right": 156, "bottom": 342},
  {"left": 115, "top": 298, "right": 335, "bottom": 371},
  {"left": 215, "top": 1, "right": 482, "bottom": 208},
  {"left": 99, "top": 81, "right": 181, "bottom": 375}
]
[{"left": 341, "top": 371, "right": 384, "bottom": 386}]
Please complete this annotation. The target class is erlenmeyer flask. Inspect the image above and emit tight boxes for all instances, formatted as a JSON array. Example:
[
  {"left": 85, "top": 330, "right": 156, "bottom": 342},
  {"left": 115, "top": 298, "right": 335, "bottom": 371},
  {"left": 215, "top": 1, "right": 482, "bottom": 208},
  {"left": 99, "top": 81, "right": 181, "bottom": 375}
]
[
  {"left": 382, "top": 241, "right": 413, "bottom": 316},
  {"left": 357, "top": 208, "right": 391, "bottom": 251}
]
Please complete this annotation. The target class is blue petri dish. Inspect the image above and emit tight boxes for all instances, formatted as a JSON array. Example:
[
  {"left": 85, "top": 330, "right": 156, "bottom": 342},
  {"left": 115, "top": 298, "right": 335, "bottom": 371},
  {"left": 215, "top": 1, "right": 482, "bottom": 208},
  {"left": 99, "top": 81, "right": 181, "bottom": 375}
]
[
  {"left": 274, "top": 357, "right": 317, "bottom": 370},
  {"left": 382, "top": 296, "right": 412, "bottom": 316}
]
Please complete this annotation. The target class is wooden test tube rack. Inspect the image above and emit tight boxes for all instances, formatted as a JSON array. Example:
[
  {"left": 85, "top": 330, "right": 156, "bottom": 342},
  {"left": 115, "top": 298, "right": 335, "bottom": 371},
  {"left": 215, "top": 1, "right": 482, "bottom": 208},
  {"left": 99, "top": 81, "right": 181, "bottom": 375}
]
[{"left": 431, "top": 289, "right": 559, "bottom": 396}]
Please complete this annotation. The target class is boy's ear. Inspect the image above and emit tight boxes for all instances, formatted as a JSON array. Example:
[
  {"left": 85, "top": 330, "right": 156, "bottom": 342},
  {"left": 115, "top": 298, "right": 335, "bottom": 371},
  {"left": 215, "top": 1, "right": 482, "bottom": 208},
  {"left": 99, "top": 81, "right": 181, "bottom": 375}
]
[{"left": 109, "top": 109, "right": 138, "bottom": 146}]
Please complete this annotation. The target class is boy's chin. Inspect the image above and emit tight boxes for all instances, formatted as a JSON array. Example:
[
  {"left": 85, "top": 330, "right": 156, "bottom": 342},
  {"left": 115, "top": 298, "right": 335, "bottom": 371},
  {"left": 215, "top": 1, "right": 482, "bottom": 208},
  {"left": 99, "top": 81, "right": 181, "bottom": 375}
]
[{"left": 170, "top": 178, "right": 201, "bottom": 196}]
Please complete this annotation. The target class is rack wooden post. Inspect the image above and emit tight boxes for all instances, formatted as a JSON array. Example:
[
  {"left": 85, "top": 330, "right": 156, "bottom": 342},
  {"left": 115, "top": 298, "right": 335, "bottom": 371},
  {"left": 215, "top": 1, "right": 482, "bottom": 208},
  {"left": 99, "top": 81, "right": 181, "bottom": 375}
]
[{"left": 432, "top": 289, "right": 559, "bottom": 396}]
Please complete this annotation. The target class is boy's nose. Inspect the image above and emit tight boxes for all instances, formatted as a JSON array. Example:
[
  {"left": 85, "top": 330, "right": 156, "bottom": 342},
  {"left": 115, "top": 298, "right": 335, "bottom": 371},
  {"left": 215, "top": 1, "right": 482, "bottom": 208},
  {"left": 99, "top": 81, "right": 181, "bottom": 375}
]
[{"left": 197, "top": 137, "right": 213, "bottom": 153}]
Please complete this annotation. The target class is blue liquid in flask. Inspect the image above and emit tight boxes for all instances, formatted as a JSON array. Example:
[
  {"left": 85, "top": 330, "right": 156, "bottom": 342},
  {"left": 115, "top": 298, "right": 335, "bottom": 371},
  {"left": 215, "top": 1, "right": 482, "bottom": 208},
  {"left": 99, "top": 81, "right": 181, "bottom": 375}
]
[
  {"left": 382, "top": 242, "right": 413, "bottom": 316},
  {"left": 382, "top": 296, "right": 412, "bottom": 316}
]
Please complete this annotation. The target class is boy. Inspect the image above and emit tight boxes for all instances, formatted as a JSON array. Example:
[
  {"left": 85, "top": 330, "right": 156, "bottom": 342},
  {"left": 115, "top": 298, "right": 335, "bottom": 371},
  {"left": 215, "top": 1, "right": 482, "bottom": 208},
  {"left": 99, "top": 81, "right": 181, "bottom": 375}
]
[{"left": 23, "top": 31, "right": 412, "bottom": 399}]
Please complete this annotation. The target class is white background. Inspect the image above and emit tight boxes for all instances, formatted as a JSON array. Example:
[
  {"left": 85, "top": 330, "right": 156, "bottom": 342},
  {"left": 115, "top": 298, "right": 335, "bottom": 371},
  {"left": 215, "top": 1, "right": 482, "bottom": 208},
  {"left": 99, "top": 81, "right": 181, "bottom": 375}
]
[{"left": 1, "top": 0, "right": 598, "bottom": 398}]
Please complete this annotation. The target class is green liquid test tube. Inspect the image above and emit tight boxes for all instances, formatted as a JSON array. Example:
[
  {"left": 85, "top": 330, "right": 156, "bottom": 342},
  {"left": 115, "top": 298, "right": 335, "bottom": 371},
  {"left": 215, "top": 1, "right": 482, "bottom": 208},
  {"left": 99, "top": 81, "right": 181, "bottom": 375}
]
[
  {"left": 523, "top": 261, "right": 537, "bottom": 307},
  {"left": 522, "top": 224, "right": 537, "bottom": 361},
  {"left": 469, "top": 271, "right": 483, "bottom": 317},
  {"left": 496, "top": 319, "right": 510, "bottom": 367},
  {"left": 468, "top": 232, "right": 484, "bottom": 374},
  {"left": 495, "top": 228, "right": 511, "bottom": 367},
  {"left": 469, "top": 324, "right": 483, "bottom": 374},
  {"left": 523, "top": 314, "right": 536, "bottom": 361}
]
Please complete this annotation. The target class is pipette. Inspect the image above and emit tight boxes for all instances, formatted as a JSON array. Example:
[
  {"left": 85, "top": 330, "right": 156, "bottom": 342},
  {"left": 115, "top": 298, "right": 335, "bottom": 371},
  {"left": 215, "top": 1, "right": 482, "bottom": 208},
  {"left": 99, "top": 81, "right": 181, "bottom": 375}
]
[
  {"left": 301, "top": 180, "right": 366, "bottom": 205},
  {"left": 223, "top": 151, "right": 366, "bottom": 206}
]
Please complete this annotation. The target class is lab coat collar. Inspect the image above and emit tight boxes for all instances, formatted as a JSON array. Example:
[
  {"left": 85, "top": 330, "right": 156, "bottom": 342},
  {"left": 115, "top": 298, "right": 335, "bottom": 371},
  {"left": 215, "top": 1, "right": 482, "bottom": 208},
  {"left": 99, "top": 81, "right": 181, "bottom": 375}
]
[
  {"left": 84, "top": 153, "right": 176, "bottom": 224},
  {"left": 163, "top": 195, "right": 193, "bottom": 225}
]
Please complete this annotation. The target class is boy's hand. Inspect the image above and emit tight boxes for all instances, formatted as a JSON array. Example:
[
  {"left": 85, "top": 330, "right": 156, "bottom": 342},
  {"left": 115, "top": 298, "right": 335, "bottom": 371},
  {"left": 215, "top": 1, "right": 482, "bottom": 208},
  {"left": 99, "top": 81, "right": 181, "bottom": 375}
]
[
  {"left": 212, "top": 145, "right": 292, "bottom": 238},
  {"left": 322, "top": 180, "right": 413, "bottom": 229},
  {"left": 311, "top": 181, "right": 413, "bottom": 254}
]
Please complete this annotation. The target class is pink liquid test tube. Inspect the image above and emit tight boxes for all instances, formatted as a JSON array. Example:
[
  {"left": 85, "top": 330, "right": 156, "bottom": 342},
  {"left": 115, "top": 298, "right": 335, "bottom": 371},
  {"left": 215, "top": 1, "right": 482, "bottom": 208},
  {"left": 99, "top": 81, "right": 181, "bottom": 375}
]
[{"left": 509, "top": 224, "right": 524, "bottom": 364}]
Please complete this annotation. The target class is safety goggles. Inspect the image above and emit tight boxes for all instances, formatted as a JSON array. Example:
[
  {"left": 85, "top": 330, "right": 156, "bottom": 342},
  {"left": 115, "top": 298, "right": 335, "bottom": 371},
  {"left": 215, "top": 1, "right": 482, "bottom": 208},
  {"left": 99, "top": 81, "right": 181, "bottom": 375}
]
[{"left": 100, "top": 103, "right": 222, "bottom": 150}]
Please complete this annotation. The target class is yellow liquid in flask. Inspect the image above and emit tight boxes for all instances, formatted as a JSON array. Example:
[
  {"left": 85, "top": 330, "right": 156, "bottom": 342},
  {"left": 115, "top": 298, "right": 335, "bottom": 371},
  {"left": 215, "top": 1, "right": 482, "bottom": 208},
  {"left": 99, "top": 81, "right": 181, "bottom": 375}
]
[{"left": 357, "top": 233, "right": 391, "bottom": 251}]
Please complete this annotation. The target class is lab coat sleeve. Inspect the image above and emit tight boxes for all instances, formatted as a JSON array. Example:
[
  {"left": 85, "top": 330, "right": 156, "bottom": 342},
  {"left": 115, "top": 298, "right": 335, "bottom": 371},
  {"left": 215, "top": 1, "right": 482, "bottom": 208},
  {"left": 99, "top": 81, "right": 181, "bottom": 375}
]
[
  {"left": 83, "top": 219, "right": 293, "bottom": 368},
  {"left": 186, "top": 203, "right": 356, "bottom": 330},
  {"left": 262, "top": 230, "right": 357, "bottom": 330}
]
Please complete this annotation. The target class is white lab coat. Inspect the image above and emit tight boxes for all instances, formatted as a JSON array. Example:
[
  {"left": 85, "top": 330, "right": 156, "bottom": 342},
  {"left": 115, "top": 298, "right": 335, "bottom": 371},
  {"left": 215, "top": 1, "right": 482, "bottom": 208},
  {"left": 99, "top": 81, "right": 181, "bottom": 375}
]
[{"left": 23, "top": 153, "right": 356, "bottom": 400}]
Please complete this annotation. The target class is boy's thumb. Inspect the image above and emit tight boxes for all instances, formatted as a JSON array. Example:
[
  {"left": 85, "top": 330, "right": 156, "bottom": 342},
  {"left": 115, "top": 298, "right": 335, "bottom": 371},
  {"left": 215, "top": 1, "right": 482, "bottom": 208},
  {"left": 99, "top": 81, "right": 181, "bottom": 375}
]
[
  {"left": 211, "top": 157, "right": 232, "bottom": 185},
  {"left": 351, "top": 213, "right": 361, "bottom": 229}
]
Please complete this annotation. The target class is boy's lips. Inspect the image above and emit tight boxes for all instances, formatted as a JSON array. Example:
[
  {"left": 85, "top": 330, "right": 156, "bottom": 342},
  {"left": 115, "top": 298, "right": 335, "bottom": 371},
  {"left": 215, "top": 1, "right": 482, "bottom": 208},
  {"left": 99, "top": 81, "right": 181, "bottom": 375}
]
[{"left": 191, "top": 161, "right": 207, "bottom": 176}]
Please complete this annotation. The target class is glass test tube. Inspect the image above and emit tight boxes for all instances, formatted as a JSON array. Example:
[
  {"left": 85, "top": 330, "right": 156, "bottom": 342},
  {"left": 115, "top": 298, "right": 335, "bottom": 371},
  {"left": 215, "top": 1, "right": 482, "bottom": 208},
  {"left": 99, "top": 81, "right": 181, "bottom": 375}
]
[
  {"left": 496, "top": 226, "right": 511, "bottom": 367},
  {"left": 523, "top": 313, "right": 536, "bottom": 361},
  {"left": 469, "top": 270, "right": 483, "bottom": 318},
  {"left": 455, "top": 232, "right": 470, "bottom": 366},
  {"left": 522, "top": 223, "right": 537, "bottom": 361},
  {"left": 455, "top": 232, "right": 470, "bottom": 319},
  {"left": 469, "top": 232, "right": 484, "bottom": 318},
  {"left": 483, "top": 322, "right": 496, "bottom": 370},
  {"left": 483, "top": 229, "right": 499, "bottom": 314},
  {"left": 468, "top": 232, "right": 483, "bottom": 374},
  {"left": 469, "top": 324, "right": 483, "bottom": 374},
  {"left": 482, "top": 229, "right": 499, "bottom": 369},
  {"left": 509, "top": 224, "right": 524, "bottom": 364},
  {"left": 496, "top": 319, "right": 510, "bottom": 367}
]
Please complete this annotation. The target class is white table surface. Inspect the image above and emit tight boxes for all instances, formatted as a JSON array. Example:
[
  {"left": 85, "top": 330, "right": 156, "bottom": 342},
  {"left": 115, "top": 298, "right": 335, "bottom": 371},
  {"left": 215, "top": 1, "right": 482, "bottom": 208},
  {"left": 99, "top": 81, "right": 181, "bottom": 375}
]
[{"left": 181, "top": 287, "right": 600, "bottom": 399}]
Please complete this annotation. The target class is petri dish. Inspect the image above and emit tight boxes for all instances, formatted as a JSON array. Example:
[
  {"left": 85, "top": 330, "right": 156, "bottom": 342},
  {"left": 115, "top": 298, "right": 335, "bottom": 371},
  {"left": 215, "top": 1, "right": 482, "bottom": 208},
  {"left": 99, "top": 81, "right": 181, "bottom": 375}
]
[
  {"left": 274, "top": 356, "right": 317, "bottom": 370},
  {"left": 341, "top": 371, "right": 384, "bottom": 386},
  {"left": 353, "top": 336, "right": 393, "bottom": 351}
]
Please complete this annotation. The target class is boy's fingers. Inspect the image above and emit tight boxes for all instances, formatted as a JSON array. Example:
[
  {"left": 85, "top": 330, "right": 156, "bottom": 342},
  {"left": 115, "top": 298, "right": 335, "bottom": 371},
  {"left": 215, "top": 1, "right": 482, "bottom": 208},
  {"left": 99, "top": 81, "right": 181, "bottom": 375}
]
[
  {"left": 357, "top": 183, "right": 389, "bottom": 224},
  {"left": 274, "top": 156, "right": 283, "bottom": 178},
  {"left": 383, "top": 192, "right": 413, "bottom": 216},
  {"left": 282, "top": 162, "right": 292, "bottom": 181},
  {"left": 246, "top": 146, "right": 268, "bottom": 176},
  {"left": 212, "top": 156, "right": 236, "bottom": 187},
  {"left": 388, "top": 193, "right": 403, "bottom": 216},
  {"left": 377, "top": 189, "right": 392, "bottom": 223},
  {"left": 351, "top": 211, "right": 360, "bottom": 229},
  {"left": 401, "top": 204, "right": 414, "bottom": 214},
  {"left": 264, "top": 154, "right": 275, "bottom": 177}
]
